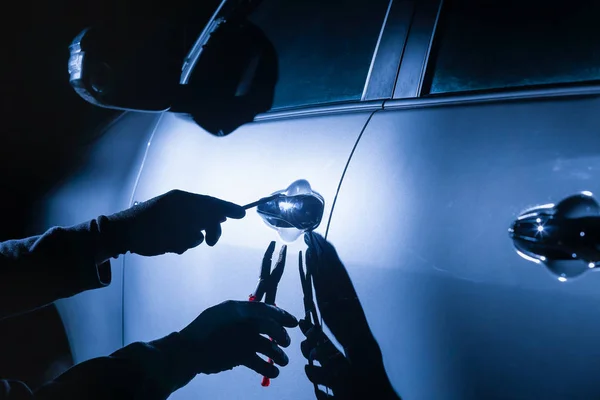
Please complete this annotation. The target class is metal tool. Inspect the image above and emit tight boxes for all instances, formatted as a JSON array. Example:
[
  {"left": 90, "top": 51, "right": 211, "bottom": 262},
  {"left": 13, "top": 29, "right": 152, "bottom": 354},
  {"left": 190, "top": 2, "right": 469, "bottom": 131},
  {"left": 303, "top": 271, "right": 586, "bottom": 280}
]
[
  {"left": 298, "top": 250, "right": 321, "bottom": 394},
  {"left": 249, "top": 241, "right": 287, "bottom": 387},
  {"left": 299, "top": 250, "right": 320, "bottom": 331},
  {"left": 243, "top": 194, "right": 282, "bottom": 210}
]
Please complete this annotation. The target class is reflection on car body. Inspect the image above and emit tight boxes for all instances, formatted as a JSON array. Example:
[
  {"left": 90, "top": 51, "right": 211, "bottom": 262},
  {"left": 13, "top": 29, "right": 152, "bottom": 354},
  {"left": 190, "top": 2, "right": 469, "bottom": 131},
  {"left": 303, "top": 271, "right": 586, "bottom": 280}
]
[{"left": 39, "top": 0, "right": 600, "bottom": 399}]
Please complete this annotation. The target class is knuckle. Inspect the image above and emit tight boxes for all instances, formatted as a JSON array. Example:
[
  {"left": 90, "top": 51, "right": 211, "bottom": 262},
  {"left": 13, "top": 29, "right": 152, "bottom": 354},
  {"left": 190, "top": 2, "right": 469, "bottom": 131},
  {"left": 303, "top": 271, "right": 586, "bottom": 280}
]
[
  {"left": 221, "top": 299, "right": 237, "bottom": 308},
  {"left": 198, "top": 194, "right": 212, "bottom": 204},
  {"left": 223, "top": 300, "right": 244, "bottom": 318}
]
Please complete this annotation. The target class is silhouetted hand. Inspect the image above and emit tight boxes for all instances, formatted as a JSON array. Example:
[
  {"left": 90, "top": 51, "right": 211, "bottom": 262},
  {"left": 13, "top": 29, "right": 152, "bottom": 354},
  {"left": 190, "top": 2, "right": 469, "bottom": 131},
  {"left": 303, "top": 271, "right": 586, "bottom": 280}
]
[
  {"left": 180, "top": 300, "right": 298, "bottom": 378},
  {"left": 302, "top": 232, "right": 400, "bottom": 399},
  {"left": 97, "top": 189, "right": 246, "bottom": 261},
  {"left": 304, "top": 232, "right": 374, "bottom": 353},
  {"left": 299, "top": 318, "right": 353, "bottom": 399}
]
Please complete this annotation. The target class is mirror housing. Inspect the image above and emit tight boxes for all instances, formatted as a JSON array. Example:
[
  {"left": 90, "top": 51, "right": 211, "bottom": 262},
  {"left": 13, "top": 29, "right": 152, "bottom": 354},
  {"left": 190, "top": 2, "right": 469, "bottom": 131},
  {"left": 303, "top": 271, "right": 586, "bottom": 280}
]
[
  {"left": 68, "top": 22, "right": 185, "bottom": 112},
  {"left": 68, "top": 4, "right": 278, "bottom": 136},
  {"left": 174, "top": 19, "right": 278, "bottom": 136}
]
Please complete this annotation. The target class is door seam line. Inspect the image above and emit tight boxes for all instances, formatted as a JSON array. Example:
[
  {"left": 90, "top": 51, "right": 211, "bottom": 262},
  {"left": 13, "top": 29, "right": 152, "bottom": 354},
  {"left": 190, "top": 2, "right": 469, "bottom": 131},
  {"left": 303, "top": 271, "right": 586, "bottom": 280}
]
[
  {"left": 325, "top": 109, "right": 379, "bottom": 240},
  {"left": 121, "top": 112, "right": 164, "bottom": 347}
]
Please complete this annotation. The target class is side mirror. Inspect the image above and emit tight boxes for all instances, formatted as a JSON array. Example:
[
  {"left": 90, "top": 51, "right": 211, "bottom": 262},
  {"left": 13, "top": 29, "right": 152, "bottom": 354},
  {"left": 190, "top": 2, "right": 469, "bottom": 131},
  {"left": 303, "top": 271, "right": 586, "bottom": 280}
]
[
  {"left": 174, "top": 19, "right": 279, "bottom": 136},
  {"left": 69, "top": 9, "right": 278, "bottom": 136},
  {"left": 68, "top": 22, "right": 185, "bottom": 112}
]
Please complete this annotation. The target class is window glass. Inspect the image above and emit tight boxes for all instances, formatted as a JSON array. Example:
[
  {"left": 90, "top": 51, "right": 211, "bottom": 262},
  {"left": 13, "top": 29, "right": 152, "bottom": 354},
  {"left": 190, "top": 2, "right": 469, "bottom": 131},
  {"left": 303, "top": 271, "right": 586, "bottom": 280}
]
[
  {"left": 248, "top": 0, "right": 390, "bottom": 110},
  {"left": 424, "top": 0, "right": 600, "bottom": 95}
]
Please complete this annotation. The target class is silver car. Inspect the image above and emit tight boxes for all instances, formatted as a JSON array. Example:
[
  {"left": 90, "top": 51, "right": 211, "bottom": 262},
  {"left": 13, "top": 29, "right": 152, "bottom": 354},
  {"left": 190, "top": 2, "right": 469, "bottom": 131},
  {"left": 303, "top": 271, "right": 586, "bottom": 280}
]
[{"left": 37, "top": 0, "right": 600, "bottom": 398}]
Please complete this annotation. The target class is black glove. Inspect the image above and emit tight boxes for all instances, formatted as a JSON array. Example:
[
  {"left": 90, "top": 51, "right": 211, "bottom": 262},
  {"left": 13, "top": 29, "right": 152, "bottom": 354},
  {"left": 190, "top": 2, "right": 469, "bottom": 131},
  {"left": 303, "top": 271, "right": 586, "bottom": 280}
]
[
  {"left": 96, "top": 189, "right": 245, "bottom": 262},
  {"left": 299, "top": 318, "right": 353, "bottom": 400},
  {"left": 179, "top": 300, "right": 298, "bottom": 378},
  {"left": 303, "top": 232, "right": 400, "bottom": 400}
]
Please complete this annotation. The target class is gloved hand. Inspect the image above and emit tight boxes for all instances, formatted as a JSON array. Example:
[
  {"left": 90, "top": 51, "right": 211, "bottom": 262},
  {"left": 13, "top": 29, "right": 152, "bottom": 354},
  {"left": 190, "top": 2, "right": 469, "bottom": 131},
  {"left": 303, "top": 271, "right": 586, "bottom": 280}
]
[
  {"left": 302, "top": 232, "right": 400, "bottom": 400},
  {"left": 180, "top": 300, "right": 298, "bottom": 378},
  {"left": 96, "top": 189, "right": 245, "bottom": 262},
  {"left": 299, "top": 318, "right": 353, "bottom": 399}
]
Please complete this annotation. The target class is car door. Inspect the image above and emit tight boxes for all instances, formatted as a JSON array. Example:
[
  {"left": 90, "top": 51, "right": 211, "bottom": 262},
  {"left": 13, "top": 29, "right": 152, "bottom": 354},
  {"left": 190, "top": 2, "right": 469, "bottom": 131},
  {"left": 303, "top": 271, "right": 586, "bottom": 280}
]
[
  {"left": 122, "top": 1, "right": 401, "bottom": 399},
  {"left": 328, "top": 0, "right": 600, "bottom": 399},
  {"left": 31, "top": 112, "right": 161, "bottom": 363}
]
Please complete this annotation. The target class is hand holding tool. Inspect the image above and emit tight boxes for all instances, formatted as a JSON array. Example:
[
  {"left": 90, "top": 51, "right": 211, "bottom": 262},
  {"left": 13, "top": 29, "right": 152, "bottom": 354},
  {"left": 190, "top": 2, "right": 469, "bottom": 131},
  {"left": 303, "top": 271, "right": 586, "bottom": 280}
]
[{"left": 249, "top": 241, "right": 287, "bottom": 386}]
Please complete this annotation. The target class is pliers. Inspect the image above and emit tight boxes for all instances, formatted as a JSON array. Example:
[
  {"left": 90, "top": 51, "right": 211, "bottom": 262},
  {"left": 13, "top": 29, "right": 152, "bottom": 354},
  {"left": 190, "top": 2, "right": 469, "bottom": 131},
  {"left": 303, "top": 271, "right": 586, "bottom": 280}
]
[
  {"left": 299, "top": 249, "right": 323, "bottom": 394},
  {"left": 249, "top": 241, "right": 287, "bottom": 386},
  {"left": 299, "top": 250, "right": 320, "bottom": 331}
]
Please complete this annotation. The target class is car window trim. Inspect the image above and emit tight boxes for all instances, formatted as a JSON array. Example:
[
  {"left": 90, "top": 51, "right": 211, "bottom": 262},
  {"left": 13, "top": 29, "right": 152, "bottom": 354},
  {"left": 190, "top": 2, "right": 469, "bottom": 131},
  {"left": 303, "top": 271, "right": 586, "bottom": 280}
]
[
  {"left": 180, "top": 0, "right": 228, "bottom": 84},
  {"left": 254, "top": 100, "right": 384, "bottom": 122},
  {"left": 384, "top": 84, "right": 600, "bottom": 110},
  {"left": 361, "top": 0, "right": 394, "bottom": 100},
  {"left": 392, "top": 0, "right": 443, "bottom": 99},
  {"left": 362, "top": 0, "right": 417, "bottom": 101}
]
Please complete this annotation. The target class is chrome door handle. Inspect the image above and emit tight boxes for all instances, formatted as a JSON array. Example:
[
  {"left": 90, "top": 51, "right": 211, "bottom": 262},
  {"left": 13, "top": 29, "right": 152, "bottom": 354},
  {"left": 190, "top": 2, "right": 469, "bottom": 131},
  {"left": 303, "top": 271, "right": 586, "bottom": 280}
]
[{"left": 509, "top": 191, "right": 600, "bottom": 281}]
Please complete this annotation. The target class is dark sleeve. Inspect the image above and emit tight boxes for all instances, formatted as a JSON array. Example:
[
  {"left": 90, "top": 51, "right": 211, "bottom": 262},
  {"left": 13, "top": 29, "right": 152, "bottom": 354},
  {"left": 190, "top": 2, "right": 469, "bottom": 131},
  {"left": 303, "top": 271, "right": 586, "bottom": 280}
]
[
  {"left": 0, "top": 380, "right": 34, "bottom": 400},
  {"left": 0, "top": 219, "right": 112, "bottom": 321},
  {"left": 33, "top": 333, "right": 196, "bottom": 400}
]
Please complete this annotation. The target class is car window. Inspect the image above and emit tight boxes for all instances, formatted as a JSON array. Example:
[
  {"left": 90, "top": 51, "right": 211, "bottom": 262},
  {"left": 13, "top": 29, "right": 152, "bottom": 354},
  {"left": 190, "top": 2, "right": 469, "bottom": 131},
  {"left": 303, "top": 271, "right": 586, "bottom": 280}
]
[
  {"left": 248, "top": 0, "right": 391, "bottom": 110},
  {"left": 423, "top": 0, "right": 600, "bottom": 95}
]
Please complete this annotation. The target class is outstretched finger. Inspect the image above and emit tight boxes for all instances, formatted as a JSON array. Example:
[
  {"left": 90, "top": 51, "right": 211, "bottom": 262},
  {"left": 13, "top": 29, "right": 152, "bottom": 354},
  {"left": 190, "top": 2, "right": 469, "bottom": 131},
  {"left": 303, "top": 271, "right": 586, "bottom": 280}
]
[
  {"left": 212, "top": 197, "right": 246, "bottom": 219},
  {"left": 238, "top": 302, "right": 298, "bottom": 328},
  {"left": 244, "top": 354, "right": 279, "bottom": 379}
]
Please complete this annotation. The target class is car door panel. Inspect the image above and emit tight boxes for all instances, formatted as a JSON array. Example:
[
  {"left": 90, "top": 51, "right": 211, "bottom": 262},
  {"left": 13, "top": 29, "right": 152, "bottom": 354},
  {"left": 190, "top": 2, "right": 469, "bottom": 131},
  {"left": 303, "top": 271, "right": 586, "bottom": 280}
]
[
  {"left": 123, "top": 110, "right": 374, "bottom": 399},
  {"left": 32, "top": 112, "right": 160, "bottom": 363},
  {"left": 327, "top": 93, "right": 600, "bottom": 399}
]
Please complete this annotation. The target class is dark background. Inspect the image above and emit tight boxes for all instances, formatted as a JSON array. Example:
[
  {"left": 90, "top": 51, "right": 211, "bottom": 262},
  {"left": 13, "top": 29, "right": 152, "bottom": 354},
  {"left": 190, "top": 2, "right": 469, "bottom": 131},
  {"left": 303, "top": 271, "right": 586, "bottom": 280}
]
[
  {"left": 1, "top": 0, "right": 221, "bottom": 241},
  {"left": 0, "top": 0, "right": 219, "bottom": 388}
]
